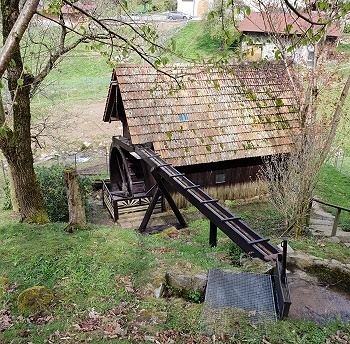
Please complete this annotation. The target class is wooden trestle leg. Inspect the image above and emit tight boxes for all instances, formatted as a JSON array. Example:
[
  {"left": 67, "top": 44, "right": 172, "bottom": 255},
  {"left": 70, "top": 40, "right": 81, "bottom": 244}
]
[
  {"left": 209, "top": 221, "right": 217, "bottom": 247},
  {"left": 150, "top": 168, "right": 187, "bottom": 228},
  {"left": 138, "top": 187, "right": 162, "bottom": 232}
]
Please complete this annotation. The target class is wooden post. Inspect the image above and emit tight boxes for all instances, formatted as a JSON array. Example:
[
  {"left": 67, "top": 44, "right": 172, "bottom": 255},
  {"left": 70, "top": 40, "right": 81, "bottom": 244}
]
[
  {"left": 151, "top": 168, "right": 187, "bottom": 228},
  {"left": 209, "top": 221, "right": 217, "bottom": 247},
  {"left": 64, "top": 169, "right": 89, "bottom": 232},
  {"left": 138, "top": 187, "right": 162, "bottom": 232},
  {"left": 106, "top": 147, "right": 109, "bottom": 175},
  {"left": 113, "top": 199, "right": 118, "bottom": 222},
  {"left": 331, "top": 208, "right": 341, "bottom": 237}
]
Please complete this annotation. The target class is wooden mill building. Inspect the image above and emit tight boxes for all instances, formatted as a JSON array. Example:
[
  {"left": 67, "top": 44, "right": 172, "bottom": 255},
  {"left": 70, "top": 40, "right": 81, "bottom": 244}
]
[{"left": 102, "top": 62, "right": 300, "bottom": 219}]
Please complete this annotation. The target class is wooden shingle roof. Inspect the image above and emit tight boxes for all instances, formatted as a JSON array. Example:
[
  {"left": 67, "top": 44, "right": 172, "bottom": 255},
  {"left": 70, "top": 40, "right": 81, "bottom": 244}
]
[{"left": 104, "top": 63, "right": 300, "bottom": 167}]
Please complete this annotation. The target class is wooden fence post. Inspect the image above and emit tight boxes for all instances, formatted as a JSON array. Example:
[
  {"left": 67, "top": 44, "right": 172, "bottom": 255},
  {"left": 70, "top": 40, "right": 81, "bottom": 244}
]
[{"left": 331, "top": 208, "right": 341, "bottom": 237}]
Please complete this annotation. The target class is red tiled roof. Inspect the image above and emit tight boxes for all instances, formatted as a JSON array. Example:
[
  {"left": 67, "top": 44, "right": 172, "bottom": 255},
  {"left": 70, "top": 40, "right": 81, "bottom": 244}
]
[
  {"left": 104, "top": 63, "right": 301, "bottom": 167},
  {"left": 237, "top": 12, "right": 341, "bottom": 37}
]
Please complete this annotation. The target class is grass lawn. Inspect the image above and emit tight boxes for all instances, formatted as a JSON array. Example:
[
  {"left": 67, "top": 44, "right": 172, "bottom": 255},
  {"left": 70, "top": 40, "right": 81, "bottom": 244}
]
[
  {"left": 170, "top": 21, "right": 222, "bottom": 59},
  {"left": 1, "top": 203, "right": 350, "bottom": 343},
  {"left": 31, "top": 50, "right": 112, "bottom": 107},
  {"left": 315, "top": 163, "right": 350, "bottom": 231}
]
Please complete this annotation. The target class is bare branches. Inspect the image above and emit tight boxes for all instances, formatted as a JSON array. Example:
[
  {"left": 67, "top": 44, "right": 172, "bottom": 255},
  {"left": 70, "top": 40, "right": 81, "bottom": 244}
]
[
  {"left": 255, "top": 0, "right": 349, "bottom": 235},
  {"left": 283, "top": 0, "right": 330, "bottom": 26},
  {"left": 319, "top": 75, "right": 350, "bottom": 166},
  {"left": 32, "top": 0, "right": 186, "bottom": 88},
  {"left": 31, "top": 34, "right": 89, "bottom": 96},
  {"left": 260, "top": 133, "right": 320, "bottom": 236}
]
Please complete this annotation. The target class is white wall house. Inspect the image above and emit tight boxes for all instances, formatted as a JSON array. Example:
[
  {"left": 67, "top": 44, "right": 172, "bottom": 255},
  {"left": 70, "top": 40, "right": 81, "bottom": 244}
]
[
  {"left": 176, "top": 0, "right": 260, "bottom": 18},
  {"left": 177, "top": 0, "right": 214, "bottom": 17},
  {"left": 237, "top": 12, "right": 341, "bottom": 66}
]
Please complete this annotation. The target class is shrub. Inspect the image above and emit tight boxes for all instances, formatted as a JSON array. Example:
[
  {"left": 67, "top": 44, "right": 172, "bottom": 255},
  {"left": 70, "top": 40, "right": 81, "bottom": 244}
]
[
  {"left": 228, "top": 242, "right": 244, "bottom": 266},
  {"left": 164, "top": 0, "right": 177, "bottom": 11},
  {"left": 343, "top": 23, "right": 350, "bottom": 34},
  {"left": 35, "top": 164, "right": 92, "bottom": 222}
]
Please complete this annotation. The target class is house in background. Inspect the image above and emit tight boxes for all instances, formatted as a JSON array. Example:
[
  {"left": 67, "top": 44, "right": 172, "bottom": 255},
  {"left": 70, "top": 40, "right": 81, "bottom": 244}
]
[
  {"left": 176, "top": 0, "right": 211, "bottom": 17},
  {"left": 237, "top": 12, "right": 341, "bottom": 66},
  {"left": 38, "top": 2, "right": 96, "bottom": 26},
  {"left": 102, "top": 62, "right": 301, "bottom": 218}
]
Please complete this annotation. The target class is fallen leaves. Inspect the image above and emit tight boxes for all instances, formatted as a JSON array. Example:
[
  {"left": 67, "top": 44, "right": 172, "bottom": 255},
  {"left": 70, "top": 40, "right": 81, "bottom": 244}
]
[
  {"left": 115, "top": 274, "right": 135, "bottom": 294},
  {"left": 6, "top": 282, "right": 19, "bottom": 293},
  {"left": 0, "top": 307, "right": 13, "bottom": 331},
  {"left": 72, "top": 307, "right": 126, "bottom": 339},
  {"left": 326, "top": 329, "right": 350, "bottom": 344},
  {"left": 149, "top": 247, "right": 170, "bottom": 255},
  {"left": 27, "top": 314, "right": 54, "bottom": 325}
]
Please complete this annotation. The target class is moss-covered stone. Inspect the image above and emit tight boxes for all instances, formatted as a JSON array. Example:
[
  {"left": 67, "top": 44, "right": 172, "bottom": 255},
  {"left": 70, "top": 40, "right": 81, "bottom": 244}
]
[
  {"left": 17, "top": 286, "right": 55, "bottom": 312},
  {"left": 0, "top": 277, "right": 9, "bottom": 286},
  {"left": 305, "top": 264, "right": 350, "bottom": 291},
  {"left": 156, "top": 226, "right": 179, "bottom": 239},
  {"left": 165, "top": 270, "right": 207, "bottom": 301},
  {"left": 135, "top": 308, "right": 168, "bottom": 334},
  {"left": 0, "top": 277, "right": 9, "bottom": 297},
  {"left": 288, "top": 251, "right": 350, "bottom": 293}
]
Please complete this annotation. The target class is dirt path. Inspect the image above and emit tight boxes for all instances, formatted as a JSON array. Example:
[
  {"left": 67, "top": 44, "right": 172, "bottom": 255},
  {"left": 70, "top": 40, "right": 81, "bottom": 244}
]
[{"left": 32, "top": 100, "right": 121, "bottom": 159}]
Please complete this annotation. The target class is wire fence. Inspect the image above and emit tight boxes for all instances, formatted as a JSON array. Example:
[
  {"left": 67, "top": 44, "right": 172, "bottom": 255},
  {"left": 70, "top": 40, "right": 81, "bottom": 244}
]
[
  {"left": 0, "top": 149, "right": 110, "bottom": 186},
  {"left": 33, "top": 150, "right": 110, "bottom": 177},
  {"left": 0, "top": 149, "right": 110, "bottom": 209}
]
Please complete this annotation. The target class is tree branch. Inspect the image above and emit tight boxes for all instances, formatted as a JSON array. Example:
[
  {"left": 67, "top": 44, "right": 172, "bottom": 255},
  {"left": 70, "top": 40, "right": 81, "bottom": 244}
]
[
  {"left": 60, "top": 0, "right": 186, "bottom": 83},
  {"left": 283, "top": 0, "right": 330, "bottom": 26},
  {"left": 0, "top": 0, "right": 40, "bottom": 78},
  {"left": 31, "top": 34, "right": 89, "bottom": 96},
  {"left": 0, "top": 92, "right": 6, "bottom": 126}
]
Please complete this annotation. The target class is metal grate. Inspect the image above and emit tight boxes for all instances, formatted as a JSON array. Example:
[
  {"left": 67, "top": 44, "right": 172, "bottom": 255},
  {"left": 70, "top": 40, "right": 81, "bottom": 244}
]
[{"left": 201, "top": 269, "right": 276, "bottom": 334}]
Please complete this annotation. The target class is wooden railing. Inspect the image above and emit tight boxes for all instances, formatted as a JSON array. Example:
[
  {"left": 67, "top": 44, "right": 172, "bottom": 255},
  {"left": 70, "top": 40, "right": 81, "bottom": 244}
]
[
  {"left": 102, "top": 180, "right": 118, "bottom": 221},
  {"left": 312, "top": 198, "right": 350, "bottom": 236},
  {"left": 102, "top": 180, "right": 163, "bottom": 222}
]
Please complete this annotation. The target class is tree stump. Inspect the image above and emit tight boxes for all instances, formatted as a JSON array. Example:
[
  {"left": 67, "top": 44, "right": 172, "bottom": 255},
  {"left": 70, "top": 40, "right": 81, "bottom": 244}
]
[{"left": 64, "top": 169, "right": 89, "bottom": 232}]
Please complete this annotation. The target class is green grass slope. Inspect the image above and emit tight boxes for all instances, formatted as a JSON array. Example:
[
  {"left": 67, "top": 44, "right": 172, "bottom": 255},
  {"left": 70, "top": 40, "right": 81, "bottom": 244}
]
[{"left": 1, "top": 205, "right": 350, "bottom": 343}]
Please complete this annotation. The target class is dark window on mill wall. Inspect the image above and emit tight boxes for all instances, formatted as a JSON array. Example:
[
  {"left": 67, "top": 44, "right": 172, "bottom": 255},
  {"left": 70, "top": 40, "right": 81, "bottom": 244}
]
[{"left": 216, "top": 173, "right": 226, "bottom": 184}]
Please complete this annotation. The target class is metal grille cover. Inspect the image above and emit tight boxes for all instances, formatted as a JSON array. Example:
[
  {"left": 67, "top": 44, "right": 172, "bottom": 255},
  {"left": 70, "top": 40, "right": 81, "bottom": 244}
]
[{"left": 201, "top": 269, "right": 276, "bottom": 334}]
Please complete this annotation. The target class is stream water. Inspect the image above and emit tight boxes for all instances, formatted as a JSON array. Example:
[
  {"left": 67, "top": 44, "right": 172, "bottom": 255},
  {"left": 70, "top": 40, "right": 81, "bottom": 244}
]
[{"left": 287, "top": 269, "right": 350, "bottom": 324}]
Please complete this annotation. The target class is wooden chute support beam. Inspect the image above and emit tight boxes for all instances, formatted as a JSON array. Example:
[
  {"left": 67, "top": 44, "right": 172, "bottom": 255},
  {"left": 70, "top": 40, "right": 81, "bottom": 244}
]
[
  {"left": 210, "top": 222, "right": 218, "bottom": 247},
  {"left": 138, "top": 167, "right": 187, "bottom": 232}
]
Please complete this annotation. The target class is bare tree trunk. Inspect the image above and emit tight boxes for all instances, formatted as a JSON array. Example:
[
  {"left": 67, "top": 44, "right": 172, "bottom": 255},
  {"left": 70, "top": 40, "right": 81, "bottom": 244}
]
[
  {"left": 0, "top": 0, "right": 49, "bottom": 224},
  {"left": 5, "top": 150, "right": 49, "bottom": 223},
  {"left": 64, "top": 169, "right": 89, "bottom": 233}
]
